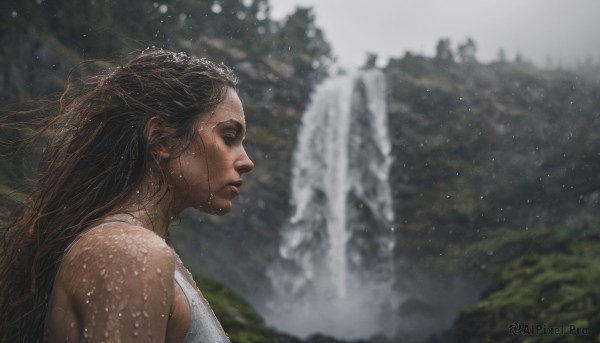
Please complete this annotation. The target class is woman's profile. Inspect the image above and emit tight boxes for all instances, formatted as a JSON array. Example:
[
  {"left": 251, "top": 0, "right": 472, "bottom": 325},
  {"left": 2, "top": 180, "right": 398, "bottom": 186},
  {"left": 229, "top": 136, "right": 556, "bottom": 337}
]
[{"left": 0, "top": 49, "right": 254, "bottom": 342}]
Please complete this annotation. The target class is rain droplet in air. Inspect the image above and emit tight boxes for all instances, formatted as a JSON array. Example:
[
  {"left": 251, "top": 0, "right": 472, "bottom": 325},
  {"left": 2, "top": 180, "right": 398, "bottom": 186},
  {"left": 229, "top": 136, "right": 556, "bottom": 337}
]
[{"left": 211, "top": 2, "right": 222, "bottom": 13}]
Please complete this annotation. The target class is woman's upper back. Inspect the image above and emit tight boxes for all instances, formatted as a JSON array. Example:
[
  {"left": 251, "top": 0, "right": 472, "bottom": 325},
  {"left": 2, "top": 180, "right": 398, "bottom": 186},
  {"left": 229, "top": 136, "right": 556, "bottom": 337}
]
[{"left": 45, "top": 222, "right": 184, "bottom": 342}]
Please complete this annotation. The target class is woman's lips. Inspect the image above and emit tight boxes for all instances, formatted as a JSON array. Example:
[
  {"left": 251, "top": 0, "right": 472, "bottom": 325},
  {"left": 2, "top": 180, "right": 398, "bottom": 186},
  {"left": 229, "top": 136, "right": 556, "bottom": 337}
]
[{"left": 228, "top": 180, "right": 243, "bottom": 195}]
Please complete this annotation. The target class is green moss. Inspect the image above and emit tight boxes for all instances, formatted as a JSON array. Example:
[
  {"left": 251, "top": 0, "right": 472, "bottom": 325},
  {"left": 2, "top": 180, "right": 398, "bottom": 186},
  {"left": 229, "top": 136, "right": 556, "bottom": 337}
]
[
  {"left": 456, "top": 250, "right": 600, "bottom": 342},
  {"left": 189, "top": 270, "right": 277, "bottom": 343}
]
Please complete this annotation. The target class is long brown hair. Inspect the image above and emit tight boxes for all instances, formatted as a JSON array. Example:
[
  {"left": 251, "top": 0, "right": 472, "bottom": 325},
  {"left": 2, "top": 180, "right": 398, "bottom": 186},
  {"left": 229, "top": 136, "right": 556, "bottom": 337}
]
[{"left": 0, "top": 49, "right": 237, "bottom": 342}]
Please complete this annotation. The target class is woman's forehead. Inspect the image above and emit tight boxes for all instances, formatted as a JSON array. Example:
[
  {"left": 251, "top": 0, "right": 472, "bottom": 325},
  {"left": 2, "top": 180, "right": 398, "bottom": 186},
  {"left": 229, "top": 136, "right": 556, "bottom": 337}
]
[{"left": 201, "top": 90, "right": 246, "bottom": 128}]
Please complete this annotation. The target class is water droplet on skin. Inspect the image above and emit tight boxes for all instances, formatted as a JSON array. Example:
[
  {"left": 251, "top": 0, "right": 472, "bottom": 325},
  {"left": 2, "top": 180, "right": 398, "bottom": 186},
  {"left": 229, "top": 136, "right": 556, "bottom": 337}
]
[
  {"left": 133, "top": 270, "right": 139, "bottom": 276},
  {"left": 105, "top": 307, "right": 109, "bottom": 312},
  {"left": 156, "top": 268, "right": 162, "bottom": 274},
  {"left": 134, "top": 321, "right": 140, "bottom": 328},
  {"left": 70, "top": 322, "right": 75, "bottom": 328},
  {"left": 119, "top": 312, "right": 123, "bottom": 317},
  {"left": 83, "top": 263, "right": 87, "bottom": 269},
  {"left": 133, "top": 330, "right": 139, "bottom": 337},
  {"left": 143, "top": 311, "right": 149, "bottom": 318}
]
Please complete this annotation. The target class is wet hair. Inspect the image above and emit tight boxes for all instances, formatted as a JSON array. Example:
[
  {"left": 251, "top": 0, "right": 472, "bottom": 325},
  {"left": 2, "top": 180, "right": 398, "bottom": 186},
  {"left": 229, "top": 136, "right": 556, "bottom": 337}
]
[{"left": 0, "top": 49, "right": 237, "bottom": 341}]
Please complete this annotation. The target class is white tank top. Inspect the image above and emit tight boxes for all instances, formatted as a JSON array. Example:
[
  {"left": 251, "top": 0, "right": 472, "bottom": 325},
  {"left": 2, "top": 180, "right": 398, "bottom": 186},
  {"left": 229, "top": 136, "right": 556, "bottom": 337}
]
[{"left": 173, "top": 268, "right": 231, "bottom": 343}]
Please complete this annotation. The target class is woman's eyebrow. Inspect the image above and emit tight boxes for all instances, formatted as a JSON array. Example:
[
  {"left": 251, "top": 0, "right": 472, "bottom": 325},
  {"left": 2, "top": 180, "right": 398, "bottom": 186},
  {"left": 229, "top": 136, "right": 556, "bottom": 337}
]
[{"left": 214, "top": 119, "right": 244, "bottom": 132}]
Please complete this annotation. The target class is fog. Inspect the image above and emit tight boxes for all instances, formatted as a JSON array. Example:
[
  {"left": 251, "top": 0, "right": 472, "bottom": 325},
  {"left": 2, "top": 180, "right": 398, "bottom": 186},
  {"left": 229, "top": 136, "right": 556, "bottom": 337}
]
[{"left": 270, "top": 0, "right": 600, "bottom": 68}]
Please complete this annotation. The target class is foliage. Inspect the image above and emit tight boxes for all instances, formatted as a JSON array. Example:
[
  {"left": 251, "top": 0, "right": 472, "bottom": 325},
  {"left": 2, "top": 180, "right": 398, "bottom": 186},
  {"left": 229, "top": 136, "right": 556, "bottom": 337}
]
[
  {"left": 190, "top": 269, "right": 278, "bottom": 343},
  {"left": 385, "top": 49, "right": 600, "bottom": 250},
  {"left": 385, "top": 41, "right": 600, "bottom": 342},
  {"left": 455, "top": 251, "right": 600, "bottom": 342}
]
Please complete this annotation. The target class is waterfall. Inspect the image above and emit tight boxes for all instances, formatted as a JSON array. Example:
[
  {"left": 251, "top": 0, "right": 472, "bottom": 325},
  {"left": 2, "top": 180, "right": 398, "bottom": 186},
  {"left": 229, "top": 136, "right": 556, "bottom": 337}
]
[{"left": 266, "top": 70, "right": 398, "bottom": 339}]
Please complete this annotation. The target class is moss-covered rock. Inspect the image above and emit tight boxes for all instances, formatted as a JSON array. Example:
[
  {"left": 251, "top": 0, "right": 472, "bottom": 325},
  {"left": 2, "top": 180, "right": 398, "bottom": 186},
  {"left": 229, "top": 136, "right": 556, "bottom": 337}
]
[
  {"left": 189, "top": 269, "right": 278, "bottom": 343},
  {"left": 454, "top": 252, "right": 600, "bottom": 342}
]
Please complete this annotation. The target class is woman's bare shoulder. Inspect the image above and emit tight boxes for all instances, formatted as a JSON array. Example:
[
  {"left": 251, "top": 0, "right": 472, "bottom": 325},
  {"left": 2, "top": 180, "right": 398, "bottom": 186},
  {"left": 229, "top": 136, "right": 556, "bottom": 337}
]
[
  {"left": 68, "top": 222, "right": 173, "bottom": 260},
  {"left": 58, "top": 222, "right": 176, "bottom": 295},
  {"left": 47, "top": 223, "right": 176, "bottom": 341}
]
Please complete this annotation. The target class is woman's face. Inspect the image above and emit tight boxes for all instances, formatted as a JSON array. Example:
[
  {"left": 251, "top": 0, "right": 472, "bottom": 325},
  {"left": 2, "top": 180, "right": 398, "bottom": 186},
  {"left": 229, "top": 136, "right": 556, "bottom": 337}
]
[{"left": 167, "top": 88, "right": 254, "bottom": 215}]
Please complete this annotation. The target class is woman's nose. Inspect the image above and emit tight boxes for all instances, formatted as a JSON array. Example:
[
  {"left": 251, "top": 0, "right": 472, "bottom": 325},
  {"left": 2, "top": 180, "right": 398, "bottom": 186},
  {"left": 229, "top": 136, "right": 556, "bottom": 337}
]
[{"left": 235, "top": 148, "right": 254, "bottom": 174}]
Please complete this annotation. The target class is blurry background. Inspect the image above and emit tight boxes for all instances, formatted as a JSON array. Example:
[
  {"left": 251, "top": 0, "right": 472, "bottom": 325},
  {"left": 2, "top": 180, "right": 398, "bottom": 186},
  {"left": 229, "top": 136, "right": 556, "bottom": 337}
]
[{"left": 1, "top": 1, "right": 599, "bottom": 342}]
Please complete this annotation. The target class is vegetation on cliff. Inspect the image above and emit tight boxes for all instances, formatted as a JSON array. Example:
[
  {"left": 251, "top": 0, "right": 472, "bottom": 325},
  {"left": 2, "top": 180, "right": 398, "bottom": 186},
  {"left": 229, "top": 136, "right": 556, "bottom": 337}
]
[{"left": 384, "top": 40, "right": 600, "bottom": 342}]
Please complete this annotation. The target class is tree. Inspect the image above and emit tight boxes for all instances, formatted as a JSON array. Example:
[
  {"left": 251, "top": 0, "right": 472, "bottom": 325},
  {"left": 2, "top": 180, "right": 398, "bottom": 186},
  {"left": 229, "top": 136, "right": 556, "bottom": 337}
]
[
  {"left": 435, "top": 38, "right": 454, "bottom": 63},
  {"left": 497, "top": 48, "right": 507, "bottom": 63},
  {"left": 457, "top": 37, "right": 477, "bottom": 63},
  {"left": 362, "top": 52, "right": 378, "bottom": 69}
]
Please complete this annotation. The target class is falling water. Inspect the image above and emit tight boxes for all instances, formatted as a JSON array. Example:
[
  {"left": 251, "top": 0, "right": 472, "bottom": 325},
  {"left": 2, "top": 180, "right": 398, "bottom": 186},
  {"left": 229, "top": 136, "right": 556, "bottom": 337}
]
[{"left": 266, "top": 70, "right": 398, "bottom": 339}]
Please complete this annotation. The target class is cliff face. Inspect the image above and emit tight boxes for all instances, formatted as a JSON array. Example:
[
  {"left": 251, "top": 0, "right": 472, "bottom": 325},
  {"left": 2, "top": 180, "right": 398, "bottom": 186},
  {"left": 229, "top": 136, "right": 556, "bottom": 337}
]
[
  {"left": 386, "top": 56, "right": 600, "bottom": 260},
  {"left": 384, "top": 56, "right": 600, "bottom": 342}
]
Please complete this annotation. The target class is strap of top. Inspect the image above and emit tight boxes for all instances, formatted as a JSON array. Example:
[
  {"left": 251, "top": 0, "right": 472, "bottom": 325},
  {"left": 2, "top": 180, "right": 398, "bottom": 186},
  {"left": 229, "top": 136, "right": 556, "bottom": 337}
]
[{"left": 173, "top": 270, "right": 231, "bottom": 343}]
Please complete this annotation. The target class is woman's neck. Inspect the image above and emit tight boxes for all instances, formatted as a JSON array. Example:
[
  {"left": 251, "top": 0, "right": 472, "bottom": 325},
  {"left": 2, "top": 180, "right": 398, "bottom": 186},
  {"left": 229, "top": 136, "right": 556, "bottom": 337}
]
[{"left": 108, "top": 184, "right": 176, "bottom": 239}]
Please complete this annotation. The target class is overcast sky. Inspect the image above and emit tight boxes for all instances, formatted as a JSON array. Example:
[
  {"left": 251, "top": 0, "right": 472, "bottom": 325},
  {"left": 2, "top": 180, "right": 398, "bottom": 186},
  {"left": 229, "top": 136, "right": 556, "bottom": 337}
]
[{"left": 269, "top": 0, "right": 600, "bottom": 69}]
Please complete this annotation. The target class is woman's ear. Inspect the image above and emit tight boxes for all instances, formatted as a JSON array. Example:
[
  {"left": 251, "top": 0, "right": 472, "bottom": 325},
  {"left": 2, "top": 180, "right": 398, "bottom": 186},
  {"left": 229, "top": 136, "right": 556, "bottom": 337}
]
[{"left": 145, "top": 117, "right": 174, "bottom": 159}]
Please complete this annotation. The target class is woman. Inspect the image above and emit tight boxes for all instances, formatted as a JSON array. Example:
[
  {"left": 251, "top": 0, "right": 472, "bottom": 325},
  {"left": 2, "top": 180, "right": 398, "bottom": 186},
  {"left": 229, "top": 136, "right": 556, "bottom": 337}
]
[{"left": 0, "top": 49, "right": 254, "bottom": 342}]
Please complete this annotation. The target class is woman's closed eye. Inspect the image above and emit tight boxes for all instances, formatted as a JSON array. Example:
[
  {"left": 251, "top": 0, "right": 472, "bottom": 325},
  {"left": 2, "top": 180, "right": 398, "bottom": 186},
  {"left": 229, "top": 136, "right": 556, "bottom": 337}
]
[
  {"left": 222, "top": 132, "right": 238, "bottom": 145},
  {"left": 216, "top": 119, "right": 245, "bottom": 146}
]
